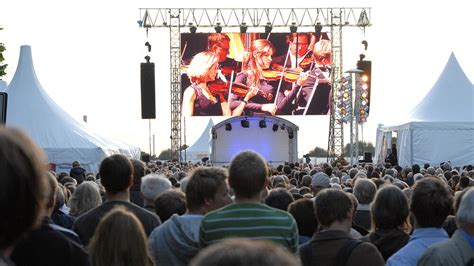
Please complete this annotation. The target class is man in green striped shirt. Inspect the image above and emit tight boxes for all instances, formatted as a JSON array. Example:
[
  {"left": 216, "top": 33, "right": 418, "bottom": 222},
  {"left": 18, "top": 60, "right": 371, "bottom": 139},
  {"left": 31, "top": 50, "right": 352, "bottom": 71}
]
[{"left": 199, "top": 150, "right": 299, "bottom": 253}]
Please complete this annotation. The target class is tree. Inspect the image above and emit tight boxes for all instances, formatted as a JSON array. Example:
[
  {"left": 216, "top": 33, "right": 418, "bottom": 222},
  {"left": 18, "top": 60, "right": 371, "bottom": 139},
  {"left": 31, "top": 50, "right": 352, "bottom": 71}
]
[
  {"left": 157, "top": 145, "right": 189, "bottom": 161},
  {"left": 307, "top": 146, "right": 328, "bottom": 157},
  {"left": 157, "top": 148, "right": 171, "bottom": 160},
  {"left": 0, "top": 26, "right": 7, "bottom": 79},
  {"left": 344, "top": 141, "right": 375, "bottom": 157}
]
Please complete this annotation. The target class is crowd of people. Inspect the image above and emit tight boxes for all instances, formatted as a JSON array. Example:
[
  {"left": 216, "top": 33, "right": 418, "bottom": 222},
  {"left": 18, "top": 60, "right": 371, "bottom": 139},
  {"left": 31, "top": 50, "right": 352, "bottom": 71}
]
[
  {"left": 1, "top": 125, "right": 474, "bottom": 266},
  {"left": 181, "top": 32, "right": 332, "bottom": 117}
]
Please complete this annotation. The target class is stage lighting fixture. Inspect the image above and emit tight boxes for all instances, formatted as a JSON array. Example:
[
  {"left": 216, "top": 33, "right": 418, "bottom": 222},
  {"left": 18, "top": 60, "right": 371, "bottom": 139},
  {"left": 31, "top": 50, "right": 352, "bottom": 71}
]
[
  {"left": 272, "top": 123, "right": 279, "bottom": 132},
  {"left": 189, "top": 23, "right": 197, "bottom": 34},
  {"left": 265, "top": 22, "right": 272, "bottom": 34},
  {"left": 225, "top": 123, "right": 232, "bottom": 131},
  {"left": 288, "top": 129, "right": 294, "bottom": 139},
  {"left": 241, "top": 119, "right": 249, "bottom": 128},
  {"left": 259, "top": 119, "right": 266, "bottom": 128},
  {"left": 290, "top": 22, "right": 297, "bottom": 33},
  {"left": 214, "top": 23, "right": 222, "bottom": 33},
  {"left": 280, "top": 124, "right": 286, "bottom": 130},
  {"left": 314, "top": 22, "right": 322, "bottom": 34},
  {"left": 357, "top": 60, "right": 372, "bottom": 111},
  {"left": 240, "top": 22, "right": 248, "bottom": 33}
]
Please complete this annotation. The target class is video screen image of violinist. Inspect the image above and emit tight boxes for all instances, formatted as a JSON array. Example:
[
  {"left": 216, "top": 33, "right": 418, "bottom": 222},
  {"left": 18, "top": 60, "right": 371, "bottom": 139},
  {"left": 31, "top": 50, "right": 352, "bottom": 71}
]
[{"left": 180, "top": 32, "right": 332, "bottom": 117}]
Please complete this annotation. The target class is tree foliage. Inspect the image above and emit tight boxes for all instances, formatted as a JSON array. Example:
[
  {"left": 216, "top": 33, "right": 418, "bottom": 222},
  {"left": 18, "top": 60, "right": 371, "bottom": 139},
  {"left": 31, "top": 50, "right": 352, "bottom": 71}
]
[
  {"left": 343, "top": 141, "right": 375, "bottom": 156},
  {"left": 0, "top": 26, "right": 7, "bottom": 78},
  {"left": 307, "top": 146, "right": 328, "bottom": 157}
]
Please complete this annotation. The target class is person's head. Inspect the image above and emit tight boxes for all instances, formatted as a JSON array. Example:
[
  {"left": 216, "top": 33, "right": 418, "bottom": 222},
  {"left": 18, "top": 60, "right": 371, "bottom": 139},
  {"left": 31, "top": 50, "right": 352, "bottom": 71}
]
[
  {"left": 68, "top": 181, "right": 102, "bottom": 217},
  {"left": 288, "top": 198, "right": 318, "bottom": 237},
  {"left": 353, "top": 178, "right": 377, "bottom": 204},
  {"left": 315, "top": 189, "right": 353, "bottom": 230},
  {"left": 0, "top": 127, "right": 49, "bottom": 252},
  {"left": 185, "top": 167, "right": 231, "bottom": 213},
  {"left": 349, "top": 168, "right": 358, "bottom": 179},
  {"left": 130, "top": 159, "right": 145, "bottom": 186},
  {"left": 140, "top": 174, "right": 172, "bottom": 204},
  {"left": 242, "top": 39, "right": 275, "bottom": 85},
  {"left": 346, "top": 192, "right": 359, "bottom": 216},
  {"left": 459, "top": 176, "right": 470, "bottom": 189},
  {"left": 456, "top": 188, "right": 474, "bottom": 230},
  {"left": 286, "top": 33, "right": 310, "bottom": 58},
  {"left": 313, "top": 39, "right": 331, "bottom": 65},
  {"left": 370, "top": 185, "right": 410, "bottom": 232},
  {"left": 187, "top": 51, "right": 219, "bottom": 84},
  {"left": 271, "top": 175, "right": 287, "bottom": 188},
  {"left": 301, "top": 175, "right": 312, "bottom": 187},
  {"left": 72, "top": 160, "right": 81, "bottom": 168},
  {"left": 154, "top": 190, "right": 186, "bottom": 222},
  {"left": 88, "top": 207, "right": 153, "bottom": 266},
  {"left": 45, "top": 172, "right": 59, "bottom": 212},
  {"left": 264, "top": 188, "right": 294, "bottom": 211},
  {"left": 208, "top": 33, "right": 231, "bottom": 63},
  {"left": 54, "top": 184, "right": 66, "bottom": 213},
  {"left": 228, "top": 151, "right": 268, "bottom": 200},
  {"left": 412, "top": 164, "right": 421, "bottom": 174},
  {"left": 411, "top": 177, "right": 453, "bottom": 228},
  {"left": 99, "top": 154, "right": 133, "bottom": 194},
  {"left": 190, "top": 238, "right": 298, "bottom": 266},
  {"left": 311, "top": 172, "right": 331, "bottom": 196}
]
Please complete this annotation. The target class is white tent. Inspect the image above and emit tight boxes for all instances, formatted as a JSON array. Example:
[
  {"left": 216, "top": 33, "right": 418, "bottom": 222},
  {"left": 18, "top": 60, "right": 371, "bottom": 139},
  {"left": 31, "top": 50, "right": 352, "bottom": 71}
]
[
  {"left": 5, "top": 45, "right": 140, "bottom": 173},
  {"left": 375, "top": 53, "right": 474, "bottom": 167},
  {"left": 184, "top": 118, "right": 213, "bottom": 162}
]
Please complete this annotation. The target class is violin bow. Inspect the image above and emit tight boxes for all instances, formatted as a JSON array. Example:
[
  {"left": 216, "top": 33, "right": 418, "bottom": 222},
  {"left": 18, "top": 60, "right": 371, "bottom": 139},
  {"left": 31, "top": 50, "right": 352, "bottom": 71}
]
[
  {"left": 302, "top": 72, "right": 320, "bottom": 116},
  {"left": 273, "top": 44, "right": 292, "bottom": 105},
  {"left": 226, "top": 71, "right": 235, "bottom": 116},
  {"left": 180, "top": 41, "right": 188, "bottom": 65}
]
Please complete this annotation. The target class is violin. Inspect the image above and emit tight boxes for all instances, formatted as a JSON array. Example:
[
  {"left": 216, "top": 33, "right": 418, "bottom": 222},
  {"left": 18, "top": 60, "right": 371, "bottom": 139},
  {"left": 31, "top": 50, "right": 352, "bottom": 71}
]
[
  {"left": 207, "top": 80, "right": 273, "bottom": 100},
  {"left": 262, "top": 65, "right": 304, "bottom": 83},
  {"left": 262, "top": 65, "right": 325, "bottom": 83}
]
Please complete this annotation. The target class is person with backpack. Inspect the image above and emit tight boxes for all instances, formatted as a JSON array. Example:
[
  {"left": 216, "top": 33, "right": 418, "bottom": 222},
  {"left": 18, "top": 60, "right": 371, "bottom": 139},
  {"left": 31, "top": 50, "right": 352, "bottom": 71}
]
[{"left": 299, "top": 189, "right": 384, "bottom": 266}]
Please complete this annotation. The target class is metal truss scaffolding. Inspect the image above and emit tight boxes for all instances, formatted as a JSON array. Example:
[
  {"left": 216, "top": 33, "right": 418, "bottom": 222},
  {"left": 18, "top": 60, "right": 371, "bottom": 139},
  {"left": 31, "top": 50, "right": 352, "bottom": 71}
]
[{"left": 138, "top": 8, "right": 371, "bottom": 162}]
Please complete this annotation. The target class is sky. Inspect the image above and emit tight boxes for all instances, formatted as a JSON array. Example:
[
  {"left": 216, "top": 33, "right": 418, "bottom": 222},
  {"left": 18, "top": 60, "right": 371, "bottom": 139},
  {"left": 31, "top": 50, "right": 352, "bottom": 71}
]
[{"left": 1, "top": 0, "right": 473, "bottom": 158}]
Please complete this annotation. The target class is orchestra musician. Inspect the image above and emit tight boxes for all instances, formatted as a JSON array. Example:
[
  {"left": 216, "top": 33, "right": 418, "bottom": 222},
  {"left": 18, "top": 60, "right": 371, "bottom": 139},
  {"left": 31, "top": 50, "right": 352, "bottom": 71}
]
[
  {"left": 182, "top": 51, "right": 256, "bottom": 117},
  {"left": 207, "top": 33, "right": 241, "bottom": 81},
  {"left": 231, "top": 39, "right": 305, "bottom": 116},
  {"left": 272, "top": 33, "right": 314, "bottom": 69},
  {"left": 293, "top": 37, "right": 332, "bottom": 115}
]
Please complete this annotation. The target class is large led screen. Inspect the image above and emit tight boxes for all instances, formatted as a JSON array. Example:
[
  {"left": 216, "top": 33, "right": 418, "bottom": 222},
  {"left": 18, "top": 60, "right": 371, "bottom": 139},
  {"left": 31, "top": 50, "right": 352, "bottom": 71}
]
[{"left": 181, "top": 32, "right": 332, "bottom": 116}]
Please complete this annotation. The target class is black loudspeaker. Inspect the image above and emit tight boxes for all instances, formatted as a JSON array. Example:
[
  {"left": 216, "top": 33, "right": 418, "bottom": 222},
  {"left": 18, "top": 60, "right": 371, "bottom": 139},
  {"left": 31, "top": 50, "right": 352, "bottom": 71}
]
[
  {"left": 364, "top": 152, "right": 373, "bottom": 163},
  {"left": 0, "top": 92, "right": 7, "bottom": 124},
  {"left": 141, "top": 153, "right": 151, "bottom": 163},
  {"left": 140, "top": 63, "right": 156, "bottom": 119}
]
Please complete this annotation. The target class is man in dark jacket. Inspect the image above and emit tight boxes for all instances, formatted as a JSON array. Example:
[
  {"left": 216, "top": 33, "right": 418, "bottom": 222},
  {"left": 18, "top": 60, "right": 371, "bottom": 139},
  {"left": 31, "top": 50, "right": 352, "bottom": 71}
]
[
  {"left": 299, "top": 189, "right": 384, "bottom": 266},
  {"left": 73, "top": 154, "right": 161, "bottom": 246},
  {"left": 69, "top": 161, "right": 86, "bottom": 184}
]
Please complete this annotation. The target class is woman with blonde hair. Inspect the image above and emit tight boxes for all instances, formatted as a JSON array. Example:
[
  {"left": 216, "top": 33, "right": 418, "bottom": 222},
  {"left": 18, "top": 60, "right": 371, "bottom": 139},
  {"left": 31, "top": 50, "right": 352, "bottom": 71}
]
[
  {"left": 182, "top": 51, "right": 256, "bottom": 117},
  {"left": 88, "top": 206, "right": 154, "bottom": 266},
  {"left": 234, "top": 39, "right": 278, "bottom": 115},
  {"left": 68, "top": 181, "right": 102, "bottom": 217},
  {"left": 234, "top": 39, "right": 303, "bottom": 115}
]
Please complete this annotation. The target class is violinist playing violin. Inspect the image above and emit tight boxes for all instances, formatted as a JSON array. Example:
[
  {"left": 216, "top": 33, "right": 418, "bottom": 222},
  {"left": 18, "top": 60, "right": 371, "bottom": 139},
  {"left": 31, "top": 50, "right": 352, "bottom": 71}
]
[
  {"left": 182, "top": 51, "right": 257, "bottom": 117},
  {"left": 208, "top": 33, "right": 241, "bottom": 82},
  {"left": 293, "top": 36, "right": 332, "bottom": 115},
  {"left": 272, "top": 33, "right": 314, "bottom": 69},
  {"left": 231, "top": 39, "right": 308, "bottom": 116}
]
